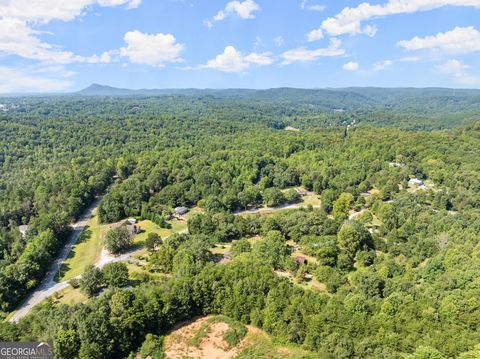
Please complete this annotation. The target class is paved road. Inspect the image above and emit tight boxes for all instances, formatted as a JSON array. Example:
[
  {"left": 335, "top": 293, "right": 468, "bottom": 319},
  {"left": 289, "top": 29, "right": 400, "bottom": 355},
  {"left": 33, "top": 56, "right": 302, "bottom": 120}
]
[
  {"left": 234, "top": 203, "right": 321, "bottom": 216},
  {"left": 9, "top": 215, "right": 187, "bottom": 322},
  {"left": 10, "top": 198, "right": 100, "bottom": 323}
]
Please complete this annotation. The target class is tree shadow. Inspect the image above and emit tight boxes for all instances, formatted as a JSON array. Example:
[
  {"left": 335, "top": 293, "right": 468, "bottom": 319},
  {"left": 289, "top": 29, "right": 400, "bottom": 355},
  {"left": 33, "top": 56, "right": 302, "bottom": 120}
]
[
  {"left": 76, "top": 227, "right": 92, "bottom": 244},
  {"left": 55, "top": 227, "right": 92, "bottom": 282}
]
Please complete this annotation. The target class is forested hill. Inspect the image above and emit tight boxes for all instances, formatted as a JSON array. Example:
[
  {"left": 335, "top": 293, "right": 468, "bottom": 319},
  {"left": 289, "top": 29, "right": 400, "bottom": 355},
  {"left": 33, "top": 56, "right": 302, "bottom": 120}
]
[
  {"left": 2, "top": 88, "right": 480, "bottom": 130},
  {"left": 75, "top": 84, "right": 480, "bottom": 114}
]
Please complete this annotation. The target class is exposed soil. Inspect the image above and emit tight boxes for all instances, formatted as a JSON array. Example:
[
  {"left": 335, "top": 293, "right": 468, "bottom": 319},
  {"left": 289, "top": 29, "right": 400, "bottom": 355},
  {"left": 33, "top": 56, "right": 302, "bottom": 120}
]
[{"left": 164, "top": 316, "right": 246, "bottom": 359}]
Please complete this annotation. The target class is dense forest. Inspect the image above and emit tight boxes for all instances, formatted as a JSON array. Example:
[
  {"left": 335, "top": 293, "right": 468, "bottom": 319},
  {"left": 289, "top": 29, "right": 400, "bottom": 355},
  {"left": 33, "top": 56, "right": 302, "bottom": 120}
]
[{"left": 1, "top": 90, "right": 480, "bottom": 358}]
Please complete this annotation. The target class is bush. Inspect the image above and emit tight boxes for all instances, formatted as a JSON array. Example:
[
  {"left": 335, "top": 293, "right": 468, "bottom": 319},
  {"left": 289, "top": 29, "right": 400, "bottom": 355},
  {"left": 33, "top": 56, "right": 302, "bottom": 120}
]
[{"left": 69, "top": 278, "right": 80, "bottom": 288}]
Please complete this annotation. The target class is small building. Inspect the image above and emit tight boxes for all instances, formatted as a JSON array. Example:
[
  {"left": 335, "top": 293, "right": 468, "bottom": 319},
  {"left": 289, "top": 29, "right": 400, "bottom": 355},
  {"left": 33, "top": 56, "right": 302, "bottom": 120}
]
[
  {"left": 409, "top": 178, "right": 424, "bottom": 186},
  {"left": 18, "top": 225, "right": 28, "bottom": 238},
  {"left": 295, "top": 188, "right": 307, "bottom": 197},
  {"left": 128, "top": 218, "right": 137, "bottom": 224},
  {"left": 174, "top": 206, "right": 188, "bottom": 215},
  {"left": 389, "top": 162, "right": 403, "bottom": 168},
  {"left": 219, "top": 252, "right": 232, "bottom": 265},
  {"left": 360, "top": 192, "right": 371, "bottom": 198},
  {"left": 111, "top": 220, "right": 139, "bottom": 236},
  {"left": 295, "top": 256, "right": 307, "bottom": 265}
]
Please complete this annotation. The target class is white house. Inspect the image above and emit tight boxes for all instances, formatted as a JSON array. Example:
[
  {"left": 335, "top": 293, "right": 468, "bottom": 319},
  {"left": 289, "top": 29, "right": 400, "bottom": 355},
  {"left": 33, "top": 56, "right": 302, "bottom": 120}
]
[{"left": 409, "top": 178, "right": 424, "bottom": 186}]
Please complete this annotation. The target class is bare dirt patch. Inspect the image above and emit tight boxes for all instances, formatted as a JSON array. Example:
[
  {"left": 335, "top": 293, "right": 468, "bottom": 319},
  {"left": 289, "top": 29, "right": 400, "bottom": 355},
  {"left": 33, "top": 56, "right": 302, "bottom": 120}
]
[{"left": 164, "top": 316, "right": 246, "bottom": 359}]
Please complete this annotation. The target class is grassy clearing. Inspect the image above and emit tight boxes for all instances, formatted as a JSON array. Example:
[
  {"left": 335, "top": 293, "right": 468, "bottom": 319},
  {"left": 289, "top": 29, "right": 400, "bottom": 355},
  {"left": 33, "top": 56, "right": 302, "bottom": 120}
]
[
  {"left": 237, "top": 327, "right": 317, "bottom": 359},
  {"left": 53, "top": 286, "right": 87, "bottom": 306},
  {"left": 296, "top": 277, "right": 328, "bottom": 293},
  {"left": 284, "top": 126, "right": 300, "bottom": 132},
  {"left": 301, "top": 193, "right": 322, "bottom": 206},
  {"left": 210, "top": 243, "right": 232, "bottom": 255},
  {"left": 134, "top": 220, "right": 172, "bottom": 246},
  {"left": 170, "top": 218, "right": 188, "bottom": 233},
  {"left": 57, "top": 209, "right": 106, "bottom": 281}
]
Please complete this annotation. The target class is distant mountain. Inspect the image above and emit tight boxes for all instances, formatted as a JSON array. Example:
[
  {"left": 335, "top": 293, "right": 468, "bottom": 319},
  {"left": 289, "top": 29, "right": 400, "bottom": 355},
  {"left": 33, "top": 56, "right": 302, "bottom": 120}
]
[
  {"left": 77, "top": 84, "right": 480, "bottom": 98},
  {"left": 73, "top": 84, "right": 480, "bottom": 114},
  {"left": 76, "top": 84, "right": 257, "bottom": 97},
  {"left": 77, "top": 84, "right": 142, "bottom": 96}
]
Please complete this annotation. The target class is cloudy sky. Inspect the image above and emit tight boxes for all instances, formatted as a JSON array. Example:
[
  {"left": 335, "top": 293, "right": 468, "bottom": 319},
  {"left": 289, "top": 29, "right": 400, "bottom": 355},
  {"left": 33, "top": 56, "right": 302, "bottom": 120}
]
[{"left": 1, "top": 0, "right": 480, "bottom": 92}]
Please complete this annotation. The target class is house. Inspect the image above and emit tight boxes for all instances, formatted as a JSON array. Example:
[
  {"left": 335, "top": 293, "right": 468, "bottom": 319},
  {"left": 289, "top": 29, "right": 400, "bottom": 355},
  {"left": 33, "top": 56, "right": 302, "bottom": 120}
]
[
  {"left": 111, "top": 220, "right": 139, "bottom": 236},
  {"left": 174, "top": 206, "right": 188, "bottom": 215},
  {"left": 295, "top": 256, "right": 307, "bottom": 265},
  {"left": 18, "top": 225, "right": 28, "bottom": 238},
  {"left": 128, "top": 218, "right": 137, "bottom": 224},
  {"left": 219, "top": 252, "right": 232, "bottom": 264},
  {"left": 295, "top": 188, "right": 307, "bottom": 197},
  {"left": 409, "top": 178, "right": 424, "bottom": 186},
  {"left": 389, "top": 162, "right": 403, "bottom": 168},
  {"left": 360, "top": 192, "right": 371, "bottom": 198}
]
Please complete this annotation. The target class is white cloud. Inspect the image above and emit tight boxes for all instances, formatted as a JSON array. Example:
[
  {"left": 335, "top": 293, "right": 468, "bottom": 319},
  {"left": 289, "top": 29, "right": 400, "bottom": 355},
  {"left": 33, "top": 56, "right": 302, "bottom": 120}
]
[
  {"left": 273, "top": 36, "right": 284, "bottom": 47},
  {"left": 253, "top": 36, "right": 263, "bottom": 50},
  {"left": 245, "top": 52, "right": 274, "bottom": 65},
  {"left": 0, "top": 18, "right": 113, "bottom": 64},
  {"left": 301, "top": 0, "right": 325, "bottom": 11},
  {"left": 307, "top": 28, "right": 324, "bottom": 42},
  {"left": 281, "top": 38, "right": 345, "bottom": 65},
  {"left": 321, "top": 0, "right": 480, "bottom": 37},
  {"left": 343, "top": 61, "right": 359, "bottom": 71},
  {"left": 436, "top": 59, "right": 479, "bottom": 84},
  {"left": 203, "top": 20, "right": 213, "bottom": 29},
  {"left": 0, "top": 0, "right": 139, "bottom": 64},
  {"left": 213, "top": 0, "right": 260, "bottom": 21},
  {"left": 398, "top": 26, "right": 480, "bottom": 54},
  {"left": 0, "top": 66, "right": 72, "bottom": 93},
  {"left": 0, "top": 0, "right": 141, "bottom": 24},
  {"left": 120, "top": 31, "right": 184, "bottom": 67},
  {"left": 202, "top": 46, "right": 272, "bottom": 72},
  {"left": 373, "top": 59, "right": 393, "bottom": 71}
]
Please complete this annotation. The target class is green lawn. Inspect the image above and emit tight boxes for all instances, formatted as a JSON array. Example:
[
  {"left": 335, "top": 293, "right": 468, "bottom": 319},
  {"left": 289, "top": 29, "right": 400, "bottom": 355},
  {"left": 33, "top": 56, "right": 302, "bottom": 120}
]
[
  {"left": 54, "top": 286, "right": 88, "bottom": 306},
  {"left": 134, "top": 220, "right": 172, "bottom": 246},
  {"left": 301, "top": 194, "right": 321, "bottom": 206},
  {"left": 170, "top": 218, "right": 188, "bottom": 233},
  {"left": 56, "top": 209, "right": 106, "bottom": 281}
]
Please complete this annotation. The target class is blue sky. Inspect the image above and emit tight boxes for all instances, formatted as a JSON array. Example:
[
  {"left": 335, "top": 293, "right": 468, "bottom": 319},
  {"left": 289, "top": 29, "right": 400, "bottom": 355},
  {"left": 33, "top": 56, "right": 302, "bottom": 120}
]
[{"left": 0, "top": 0, "right": 480, "bottom": 92}]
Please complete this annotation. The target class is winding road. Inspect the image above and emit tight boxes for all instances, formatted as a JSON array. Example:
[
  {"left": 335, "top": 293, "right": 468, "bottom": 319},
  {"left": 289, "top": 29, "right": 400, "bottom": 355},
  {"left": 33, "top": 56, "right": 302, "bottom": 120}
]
[{"left": 10, "top": 198, "right": 101, "bottom": 323}]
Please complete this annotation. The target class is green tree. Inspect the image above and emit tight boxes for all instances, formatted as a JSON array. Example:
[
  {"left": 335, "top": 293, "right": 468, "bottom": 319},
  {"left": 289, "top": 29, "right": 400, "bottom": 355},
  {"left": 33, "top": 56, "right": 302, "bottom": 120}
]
[
  {"left": 145, "top": 232, "right": 161, "bottom": 252},
  {"left": 138, "top": 334, "right": 164, "bottom": 359},
  {"left": 103, "top": 262, "right": 129, "bottom": 287},
  {"left": 408, "top": 346, "right": 445, "bottom": 359},
  {"left": 284, "top": 189, "right": 300, "bottom": 203},
  {"left": 263, "top": 188, "right": 286, "bottom": 207},
  {"left": 231, "top": 238, "right": 252, "bottom": 257},
  {"left": 337, "top": 221, "right": 372, "bottom": 265},
  {"left": 253, "top": 230, "right": 287, "bottom": 269},
  {"left": 332, "top": 192, "right": 354, "bottom": 220},
  {"left": 79, "top": 265, "right": 103, "bottom": 297},
  {"left": 105, "top": 226, "right": 133, "bottom": 254},
  {"left": 55, "top": 329, "right": 80, "bottom": 359}
]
